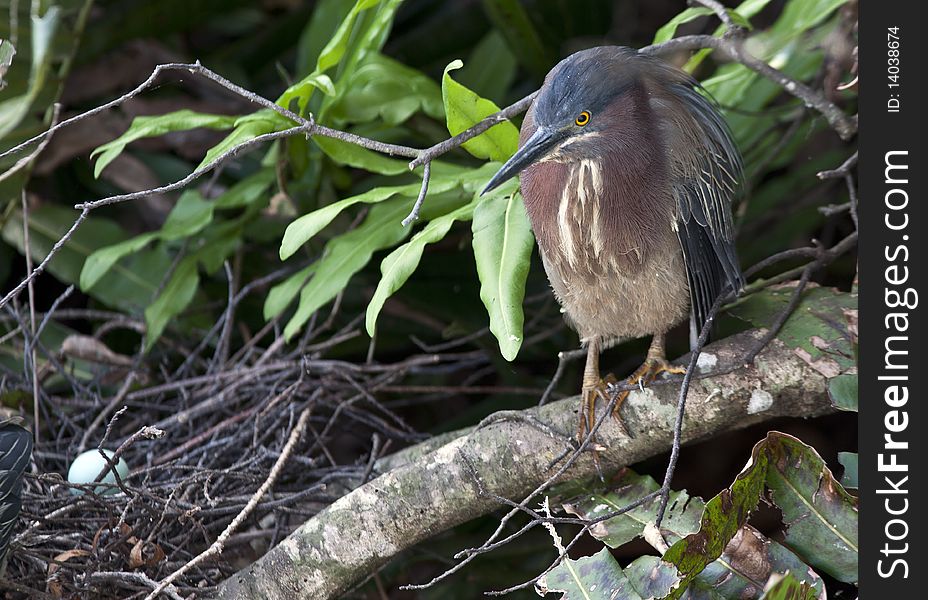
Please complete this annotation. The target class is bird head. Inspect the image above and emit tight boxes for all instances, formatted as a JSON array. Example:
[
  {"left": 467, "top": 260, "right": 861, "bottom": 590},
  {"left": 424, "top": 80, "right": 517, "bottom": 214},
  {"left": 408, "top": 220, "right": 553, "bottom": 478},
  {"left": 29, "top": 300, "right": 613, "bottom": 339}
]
[{"left": 483, "top": 46, "right": 644, "bottom": 195}]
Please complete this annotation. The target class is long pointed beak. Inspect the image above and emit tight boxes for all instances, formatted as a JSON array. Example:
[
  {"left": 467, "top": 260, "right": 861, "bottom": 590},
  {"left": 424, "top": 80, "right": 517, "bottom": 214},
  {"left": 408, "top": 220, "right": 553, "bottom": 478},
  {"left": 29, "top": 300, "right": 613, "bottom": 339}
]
[{"left": 482, "top": 127, "right": 560, "bottom": 195}]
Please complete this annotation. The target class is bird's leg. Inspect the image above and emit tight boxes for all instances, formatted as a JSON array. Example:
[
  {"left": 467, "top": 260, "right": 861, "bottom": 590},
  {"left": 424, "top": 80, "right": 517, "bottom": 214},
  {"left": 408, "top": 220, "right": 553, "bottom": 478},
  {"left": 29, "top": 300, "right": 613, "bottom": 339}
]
[
  {"left": 611, "top": 334, "right": 687, "bottom": 419},
  {"left": 578, "top": 336, "right": 618, "bottom": 441}
]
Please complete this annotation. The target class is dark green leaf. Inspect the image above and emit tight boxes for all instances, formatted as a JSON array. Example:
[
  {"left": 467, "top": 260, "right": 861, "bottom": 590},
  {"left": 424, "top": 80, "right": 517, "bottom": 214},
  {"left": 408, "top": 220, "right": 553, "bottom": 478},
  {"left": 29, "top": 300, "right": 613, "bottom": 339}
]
[
  {"left": 838, "top": 452, "right": 858, "bottom": 490},
  {"left": 764, "top": 432, "right": 858, "bottom": 583},
  {"left": 827, "top": 374, "right": 858, "bottom": 412},
  {"left": 661, "top": 437, "right": 770, "bottom": 599},
  {"left": 536, "top": 547, "right": 642, "bottom": 600},
  {"left": 313, "top": 135, "right": 410, "bottom": 175},
  {"left": 144, "top": 256, "right": 200, "bottom": 350},
  {"left": 728, "top": 285, "right": 857, "bottom": 376}
]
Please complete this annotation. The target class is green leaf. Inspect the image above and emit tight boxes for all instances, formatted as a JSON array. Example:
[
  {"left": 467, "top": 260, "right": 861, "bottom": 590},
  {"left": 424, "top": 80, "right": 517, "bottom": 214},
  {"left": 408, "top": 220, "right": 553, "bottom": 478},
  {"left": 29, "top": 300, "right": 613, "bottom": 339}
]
[
  {"left": 764, "top": 433, "right": 858, "bottom": 583},
  {"left": 327, "top": 53, "right": 443, "bottom": 126},
  {"left": 365, "top": 198, "right": 476, "bottom": 336},
  {"left": 624, "top": 556, "right": 688, "bottom": 599},
  {"left": 80, "top": 233, "right": 158, "bottom": 290},
  {"left": 827, "top": 374, "right": 858, "bottom": 412},
  {"left": 315, "top": 0, "right": 381, "bottom": 73},
  {"left": 91, "top": 111, "right": 238, "bottom": 177},
  {"left": 838, "top": 452, "right": 858, "bottom": 490},
  {"left": 313, "top": 135, "right": 410, "bottom": 175},
  {"left": 441, "top": 59, "right": 519, "bottom": 162},
  {"left": 728, "top": 285, "right": 857, "bottom": 376},
  {"left": 758, "top": 572, "right": 819, "bottom": 600},
  {"left": 661, "top": 437, "right": 770, "bottom": 599},
  {"left": 0, "top": 6, "right": 61, "bottom": 138},
  {"left": 283, "top": 190, "right": 468, "bottom": 339},
  {"left": 264, "top": 264, "right": 317, "bottom": 320},
  {"left": 653, "top": 7, "right": 713, "bottom": 44},
  {"left": 160, "top": 191, "right": 215, "bottom": 240},
  {"left": 144, "top": 256, "right": 200, "bottom": 350},
  {"left": 536, "top": 547, "right": 643, "bottom": 600},
  {"left": 472, "top": 183, "right": 533, "bottom": 361}
]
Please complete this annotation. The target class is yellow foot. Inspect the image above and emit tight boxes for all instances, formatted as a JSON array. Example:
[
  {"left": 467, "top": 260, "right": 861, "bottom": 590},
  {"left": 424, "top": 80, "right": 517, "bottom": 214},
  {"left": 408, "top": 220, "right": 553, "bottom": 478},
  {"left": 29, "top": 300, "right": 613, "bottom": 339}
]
[
  {"left": 612, "top": 358, "right": 687, "bottom": 419},
  {"left": 578, "top": 375, "right": 620, "bottom": 443}
]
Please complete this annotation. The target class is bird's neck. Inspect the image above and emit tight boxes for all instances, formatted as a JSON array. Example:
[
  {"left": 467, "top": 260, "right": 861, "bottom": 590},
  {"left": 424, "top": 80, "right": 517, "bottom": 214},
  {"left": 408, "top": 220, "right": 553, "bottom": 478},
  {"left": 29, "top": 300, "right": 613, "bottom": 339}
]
[{"left": 523, "top": 87, "right": 673, "bottom": 274}]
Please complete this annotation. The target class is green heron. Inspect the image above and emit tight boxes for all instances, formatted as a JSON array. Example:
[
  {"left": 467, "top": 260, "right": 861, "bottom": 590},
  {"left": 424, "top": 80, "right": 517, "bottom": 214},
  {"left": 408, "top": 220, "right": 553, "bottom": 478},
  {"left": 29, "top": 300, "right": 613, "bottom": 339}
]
[{"left": 484, "top": 46, "right": 743, "bottom": 438}]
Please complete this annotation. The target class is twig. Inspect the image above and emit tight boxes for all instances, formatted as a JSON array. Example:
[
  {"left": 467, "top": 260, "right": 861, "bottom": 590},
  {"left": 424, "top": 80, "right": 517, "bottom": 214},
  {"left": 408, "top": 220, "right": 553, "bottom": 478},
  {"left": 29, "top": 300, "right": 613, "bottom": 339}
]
[
  {"left": 401, "top": 161, "right": 431, "bottom": 226},
  {"left": 143, "top": 406, "right": 311, "bottom": 600}
]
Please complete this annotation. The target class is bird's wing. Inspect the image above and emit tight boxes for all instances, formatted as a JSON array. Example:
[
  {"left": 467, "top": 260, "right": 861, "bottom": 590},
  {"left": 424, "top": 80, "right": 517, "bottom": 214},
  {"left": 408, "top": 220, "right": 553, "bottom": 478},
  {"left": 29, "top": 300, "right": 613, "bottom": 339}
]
[
  {"left": 659, "top": 82, "right": 744, "bottom": 334},
  {"left": 0, "top": 421, "right": 32, "bottom": 560}
]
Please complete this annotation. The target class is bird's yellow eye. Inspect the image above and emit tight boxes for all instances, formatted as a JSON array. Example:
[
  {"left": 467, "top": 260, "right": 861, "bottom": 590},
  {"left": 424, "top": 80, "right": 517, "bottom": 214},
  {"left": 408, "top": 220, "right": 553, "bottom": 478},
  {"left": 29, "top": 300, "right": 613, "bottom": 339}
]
[{"left": 575, "top": 111, "right": 591, "bottom": 126}]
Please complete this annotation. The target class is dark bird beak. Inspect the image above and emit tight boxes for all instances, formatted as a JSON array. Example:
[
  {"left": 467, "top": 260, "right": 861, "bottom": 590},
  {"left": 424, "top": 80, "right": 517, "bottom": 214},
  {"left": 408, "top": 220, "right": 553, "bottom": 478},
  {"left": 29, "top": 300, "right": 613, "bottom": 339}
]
[{"left": 482, "top": 127, "right": 560, "bottom": 195}]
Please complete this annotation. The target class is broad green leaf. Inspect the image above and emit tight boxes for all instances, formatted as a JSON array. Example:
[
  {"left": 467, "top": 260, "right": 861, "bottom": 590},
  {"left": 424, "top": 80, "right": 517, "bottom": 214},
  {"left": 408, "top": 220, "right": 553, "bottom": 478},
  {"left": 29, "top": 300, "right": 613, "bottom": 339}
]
[
  {"left": 481, "top": 0, "right": 553, "bottom": 78},
  {"left": 828, "top": 374, "right": 858, "bottom": 412},
  {"left": 472, "top": 183, "right": 532, "bottom": 361},
  {"left": 80, "top": 233, "right": 157, "bottom": 290},
  {"left": 313, "top": 135, "right": 410, "bottom": 175},
  {"left": 264, "top": 264, "right": 317, "bottom": 320},
  {"left": 365, "top": 198, "right": 477, "bottom": 336},
  {"left": 536, "top": 547, "right": 642, "bottom": 600},
  {"left": 327, "top": 53, "right": 443, "bottom": 126},
  {"left": 758, "top": 572, "right": 819, "bottom": 600},
  {"left": 160, "top": 191, "right": 215, "bottom": 240},
  {"left": 91, "top": 111, "right": 238, "bottom": 177},
  {"left": 728, "top": 285, "right": 857, "bottom": 376},
  {"left": 277, "top": 73, "right": 336, "bottom": 115},
  {"left": 441, "top": 59, "right": 519, "bottom": 162},
  {"left": 564, "top": 470, "right": 702, "bottom": 548},
  {"left": 283, "top": 190, "right": 468, "bottom": 339},
  {"left": 661, "top": 437, "right": 770, "bottom": 599},
  {"left": 144, "top": 256, "right": 200, "bottom": 350},
  {"left": 295, "top": 0, "right": 352, "bottom": 76},
  {"left": 838, "top": 452, "right": 858, "bottom": 490},
  {"left": 764, "top": 433, "right": 858, "bottom": 584}
]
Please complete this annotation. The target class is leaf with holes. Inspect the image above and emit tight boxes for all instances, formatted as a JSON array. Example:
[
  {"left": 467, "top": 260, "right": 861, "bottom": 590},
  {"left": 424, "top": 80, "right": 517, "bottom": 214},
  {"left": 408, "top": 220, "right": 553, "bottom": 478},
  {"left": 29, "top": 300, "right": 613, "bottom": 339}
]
[
  {"left": 764, "top": 432, "right": 858, "bottom": 583},
  {"left": 536, "top": 547, "right": 643, "bottom": 600},
  {"left": 564, "top": 470, "right": 702, "bottom": 549},
  {"left": 660, "top": 437, "right": 770, "bottom": 599}
]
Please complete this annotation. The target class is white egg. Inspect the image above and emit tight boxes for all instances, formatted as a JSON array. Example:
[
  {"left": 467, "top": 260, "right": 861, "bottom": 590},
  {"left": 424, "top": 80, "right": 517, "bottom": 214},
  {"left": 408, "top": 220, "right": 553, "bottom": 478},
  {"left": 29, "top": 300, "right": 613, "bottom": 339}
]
[{"left": 67, "top": 449, "right": 129, "bottom": 495}]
